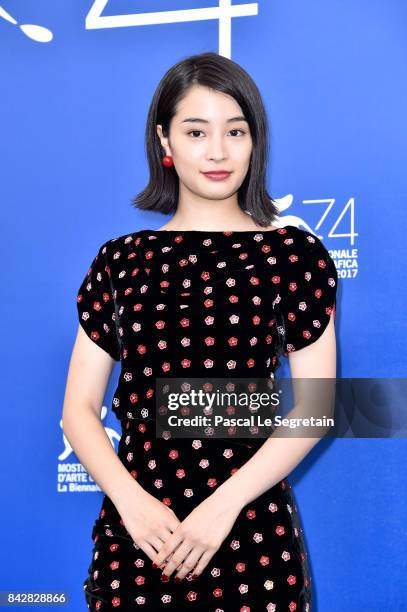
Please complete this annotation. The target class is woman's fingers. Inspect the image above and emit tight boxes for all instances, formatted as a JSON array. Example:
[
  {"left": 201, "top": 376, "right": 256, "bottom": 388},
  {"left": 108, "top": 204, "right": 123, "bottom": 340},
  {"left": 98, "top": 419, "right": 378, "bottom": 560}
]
[
  {"left": 161, "top": 541, "right": 193, "bottom": 577},
  {"left": 152, "top": 531, "right": 183, "bottom": 569},
  {"left": 139, "top": 540, "right": 160, "bottom": 563},
  {"left": 189, "top": 548, "right": 216, "bottom": 578},
  {"left": 158, "top": 527, "right": 175, "bottom": 542},
  {"left": 174, "top": 547, "right": 205, "bottom": 581},
  {"left": 150, "top": 522, "right": 178, "bottom": 555},
  {"left": 149, "top": 535, "right": 167, "bottom": 552}
]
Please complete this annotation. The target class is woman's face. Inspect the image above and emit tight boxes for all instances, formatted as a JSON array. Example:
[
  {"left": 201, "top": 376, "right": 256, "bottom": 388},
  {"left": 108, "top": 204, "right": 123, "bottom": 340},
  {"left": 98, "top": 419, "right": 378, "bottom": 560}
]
[{"left": 157, "top": 85, "right": 253, "bottom": 201}]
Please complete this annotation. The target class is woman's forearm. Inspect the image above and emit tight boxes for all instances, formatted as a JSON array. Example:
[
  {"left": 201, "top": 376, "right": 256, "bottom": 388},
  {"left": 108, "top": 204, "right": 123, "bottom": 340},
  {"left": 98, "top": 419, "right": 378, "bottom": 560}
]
[
  {"left": 212, "top": 434, "right": 321, "bottom": 510},
  {"left": 211, "top": 386, "right": 334, "bottom": 510},
  {"left": 62, "top": 406, "right": 145, "bottom": 511}
]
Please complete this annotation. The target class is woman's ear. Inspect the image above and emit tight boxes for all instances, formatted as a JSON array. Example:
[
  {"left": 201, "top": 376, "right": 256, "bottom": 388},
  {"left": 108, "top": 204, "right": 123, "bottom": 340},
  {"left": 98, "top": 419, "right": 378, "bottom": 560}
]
[{"left": 156, "top": 124, "right": 169, "bottom": 155}]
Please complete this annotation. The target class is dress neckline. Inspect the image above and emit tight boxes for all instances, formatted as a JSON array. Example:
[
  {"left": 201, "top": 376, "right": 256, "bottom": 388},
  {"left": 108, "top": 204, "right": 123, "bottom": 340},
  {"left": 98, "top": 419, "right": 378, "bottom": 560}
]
[{"left": 137, "top": 225, "right": 295, "bottom": 235}]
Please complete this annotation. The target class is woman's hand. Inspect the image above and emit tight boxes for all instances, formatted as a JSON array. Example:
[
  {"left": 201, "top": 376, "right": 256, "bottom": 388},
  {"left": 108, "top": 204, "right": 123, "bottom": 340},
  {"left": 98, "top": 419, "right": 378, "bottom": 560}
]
[
  {"left": 151, "top": 490, "right": 243, "bottom": 581},
  {"left": 116, "top": 488, "right": 181, "bottom": 562}
]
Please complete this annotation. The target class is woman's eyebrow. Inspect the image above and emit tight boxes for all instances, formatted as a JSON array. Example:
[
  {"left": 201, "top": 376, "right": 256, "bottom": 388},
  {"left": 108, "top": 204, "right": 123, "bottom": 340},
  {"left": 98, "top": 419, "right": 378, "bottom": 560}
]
[{"left": 181, "top": 116, "right": 248, "bottom": 124}]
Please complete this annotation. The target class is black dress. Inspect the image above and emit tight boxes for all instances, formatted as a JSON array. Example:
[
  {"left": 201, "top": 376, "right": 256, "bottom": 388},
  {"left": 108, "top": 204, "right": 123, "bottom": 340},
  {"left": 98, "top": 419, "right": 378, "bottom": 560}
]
[{"left": 76, "top": 226, "right": 338, "bottom": 611}]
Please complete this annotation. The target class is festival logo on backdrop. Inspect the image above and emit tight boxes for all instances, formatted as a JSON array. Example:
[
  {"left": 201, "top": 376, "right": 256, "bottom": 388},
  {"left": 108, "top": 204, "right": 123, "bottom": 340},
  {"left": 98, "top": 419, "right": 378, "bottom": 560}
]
[
  {"left": 0, "top": 1, "right": 258, "bottom": 58},
  {"left": 274, "top": 194, "right": 358, "bottom": 280}
]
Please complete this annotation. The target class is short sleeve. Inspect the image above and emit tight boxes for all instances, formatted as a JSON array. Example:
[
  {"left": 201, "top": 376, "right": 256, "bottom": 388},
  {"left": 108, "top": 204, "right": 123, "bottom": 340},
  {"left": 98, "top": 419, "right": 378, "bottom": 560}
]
[
  {"left": 279, "top": 231, "right": 338, "bottom": 355},
  {"left": 76, "top": 242, "right": 121, "bottom": 362}
]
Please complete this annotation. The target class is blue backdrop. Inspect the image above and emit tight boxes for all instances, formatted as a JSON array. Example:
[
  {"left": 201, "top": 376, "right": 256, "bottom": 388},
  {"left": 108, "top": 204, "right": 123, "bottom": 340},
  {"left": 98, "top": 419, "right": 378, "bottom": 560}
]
[{"left": 1, "top": 1, "right": 406, "bottom": 610}]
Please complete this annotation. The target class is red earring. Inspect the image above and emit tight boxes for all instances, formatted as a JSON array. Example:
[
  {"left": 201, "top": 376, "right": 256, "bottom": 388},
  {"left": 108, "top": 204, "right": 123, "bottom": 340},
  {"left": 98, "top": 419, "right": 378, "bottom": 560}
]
[{"left": 162, "top": 155, "right": 174, "bottom": 167}]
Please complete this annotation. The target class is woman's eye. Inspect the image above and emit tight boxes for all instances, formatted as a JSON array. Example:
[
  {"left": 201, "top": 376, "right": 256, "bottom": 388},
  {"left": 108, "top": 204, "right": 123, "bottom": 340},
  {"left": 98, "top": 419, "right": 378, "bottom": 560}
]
[{"left": 187, "top": 129, "right": 246, "bottom": 138}]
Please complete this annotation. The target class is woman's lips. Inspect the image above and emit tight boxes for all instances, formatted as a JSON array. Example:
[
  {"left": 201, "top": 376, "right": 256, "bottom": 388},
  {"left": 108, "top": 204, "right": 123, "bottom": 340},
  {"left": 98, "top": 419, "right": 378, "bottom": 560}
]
[{"left": 202, "top": 172, "right": 231, "bottom": 181}]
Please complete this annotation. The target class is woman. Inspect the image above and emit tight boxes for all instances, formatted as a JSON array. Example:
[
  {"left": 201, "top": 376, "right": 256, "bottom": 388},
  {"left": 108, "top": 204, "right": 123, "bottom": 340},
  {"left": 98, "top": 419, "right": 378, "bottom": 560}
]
[{"left": 62, "top": 51, "right": 338, "bottom": 611}]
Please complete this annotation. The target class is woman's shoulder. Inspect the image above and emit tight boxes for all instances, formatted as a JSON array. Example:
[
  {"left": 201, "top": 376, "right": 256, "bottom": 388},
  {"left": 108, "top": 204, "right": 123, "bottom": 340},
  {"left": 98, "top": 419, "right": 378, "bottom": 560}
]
[
  {"left": 100, "top": 230, "right": 143, "bottom": 251},
  {"left": 277, "top": 224, "right": 331, "bottom": 252}
]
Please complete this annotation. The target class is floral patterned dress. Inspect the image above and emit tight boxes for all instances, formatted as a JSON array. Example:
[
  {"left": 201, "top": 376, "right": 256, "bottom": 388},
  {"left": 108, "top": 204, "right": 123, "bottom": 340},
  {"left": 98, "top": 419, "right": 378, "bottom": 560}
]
[{"left": 76, "top": 226, "right": 338, "bottom": 611}]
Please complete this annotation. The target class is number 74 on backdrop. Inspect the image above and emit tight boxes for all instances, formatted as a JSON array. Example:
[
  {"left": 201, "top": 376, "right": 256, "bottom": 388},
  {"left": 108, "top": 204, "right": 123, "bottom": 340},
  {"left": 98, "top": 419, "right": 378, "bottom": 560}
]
[{"left": 85, "top": 0, "right": 259, "bottom": 58}]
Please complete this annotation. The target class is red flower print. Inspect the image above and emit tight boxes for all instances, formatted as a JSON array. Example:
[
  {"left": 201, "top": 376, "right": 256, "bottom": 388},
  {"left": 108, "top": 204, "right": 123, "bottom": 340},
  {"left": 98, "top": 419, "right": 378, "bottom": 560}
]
[{"left": 249, "top": 276, "right": 260, "bottom": 285}]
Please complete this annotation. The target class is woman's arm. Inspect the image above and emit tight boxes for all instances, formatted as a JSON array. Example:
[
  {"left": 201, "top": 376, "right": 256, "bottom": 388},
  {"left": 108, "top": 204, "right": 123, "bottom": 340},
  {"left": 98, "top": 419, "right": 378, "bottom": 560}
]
[
  {"left": 62, "top": 326, "right": 180, "bottom": 559},
  {"left": 212, "top": 313, "right": 337, "bottom": 508},
  {"left": 62, "top": 325, "right": 143, "bottom": 504}
]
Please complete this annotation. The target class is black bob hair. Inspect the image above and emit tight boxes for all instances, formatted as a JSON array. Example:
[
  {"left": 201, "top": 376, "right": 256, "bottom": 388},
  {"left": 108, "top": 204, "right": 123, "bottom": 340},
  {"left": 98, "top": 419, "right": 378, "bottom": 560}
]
[{"left": 132, "top": 51, "right": 280, "bottom": 228}]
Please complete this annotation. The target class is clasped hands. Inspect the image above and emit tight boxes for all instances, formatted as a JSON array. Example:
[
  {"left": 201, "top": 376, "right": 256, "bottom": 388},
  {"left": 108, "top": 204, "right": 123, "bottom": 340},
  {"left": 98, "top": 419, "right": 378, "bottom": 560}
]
[
  {"left": 153, "top": 491, "right": 242, "bottom": 581},
  {"left": 119, "top": 485, "right": 243, "bottom": 583}
]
